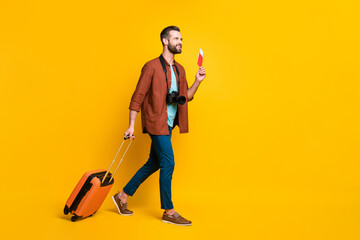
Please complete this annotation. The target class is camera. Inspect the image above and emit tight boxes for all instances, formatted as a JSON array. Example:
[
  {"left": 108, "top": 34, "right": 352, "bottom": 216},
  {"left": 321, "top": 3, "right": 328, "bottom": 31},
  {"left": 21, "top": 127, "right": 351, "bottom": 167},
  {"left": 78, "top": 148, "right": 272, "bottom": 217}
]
[{"left": 166, "top": 91, "right": 186, "bottom": 105}]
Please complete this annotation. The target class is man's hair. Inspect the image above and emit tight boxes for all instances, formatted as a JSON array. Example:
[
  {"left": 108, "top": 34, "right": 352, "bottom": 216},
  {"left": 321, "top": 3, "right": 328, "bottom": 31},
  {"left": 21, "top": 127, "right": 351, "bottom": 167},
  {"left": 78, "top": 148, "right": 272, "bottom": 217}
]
[{"left": 160, "top": 26, "right": 180, "bottom": 45}]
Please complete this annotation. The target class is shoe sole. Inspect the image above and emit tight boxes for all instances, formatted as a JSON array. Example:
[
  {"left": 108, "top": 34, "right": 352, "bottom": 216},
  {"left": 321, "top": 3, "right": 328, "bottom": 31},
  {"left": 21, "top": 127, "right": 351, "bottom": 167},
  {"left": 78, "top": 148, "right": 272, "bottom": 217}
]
[
  {"left": 162, "top": 220, "right": 192, "bottom": 226},
  {"left": 112, "top": 196, "right": 133, "bottom": 216}
]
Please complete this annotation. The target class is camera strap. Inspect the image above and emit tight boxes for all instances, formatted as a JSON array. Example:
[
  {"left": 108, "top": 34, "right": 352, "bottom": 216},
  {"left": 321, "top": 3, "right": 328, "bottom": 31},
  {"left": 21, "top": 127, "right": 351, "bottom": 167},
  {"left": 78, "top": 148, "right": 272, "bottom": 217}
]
[{"left": 159, "top": 54, "right": 180, "bottom": 93}]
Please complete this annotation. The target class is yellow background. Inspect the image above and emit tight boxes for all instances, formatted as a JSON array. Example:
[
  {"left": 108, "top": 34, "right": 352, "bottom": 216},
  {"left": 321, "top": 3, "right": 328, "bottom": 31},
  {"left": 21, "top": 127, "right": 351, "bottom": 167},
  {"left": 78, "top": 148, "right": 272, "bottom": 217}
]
[{"left": 1, "top": 0, "right": 360, "bottom": 239}]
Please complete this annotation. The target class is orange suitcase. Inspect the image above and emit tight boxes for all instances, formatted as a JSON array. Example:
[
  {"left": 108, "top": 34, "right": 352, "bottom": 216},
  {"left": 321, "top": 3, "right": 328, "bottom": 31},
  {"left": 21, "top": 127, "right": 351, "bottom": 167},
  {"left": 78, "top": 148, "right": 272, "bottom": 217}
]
[{"left": 64, "top": 137, "right": 133, "bottom": 222}]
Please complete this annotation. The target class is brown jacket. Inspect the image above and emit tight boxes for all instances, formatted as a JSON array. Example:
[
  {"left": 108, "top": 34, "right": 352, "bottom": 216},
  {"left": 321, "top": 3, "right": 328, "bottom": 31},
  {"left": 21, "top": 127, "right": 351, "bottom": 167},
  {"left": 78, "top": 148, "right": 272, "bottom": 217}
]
[{"left": 129, "top": 56, "right": 191, "bottom": 135}]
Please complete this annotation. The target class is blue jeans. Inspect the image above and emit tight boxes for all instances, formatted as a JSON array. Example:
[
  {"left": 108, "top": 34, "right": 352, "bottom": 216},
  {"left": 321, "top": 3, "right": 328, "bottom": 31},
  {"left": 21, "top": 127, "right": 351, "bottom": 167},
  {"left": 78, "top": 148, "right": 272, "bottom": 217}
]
[{"left": 123, "top": 126, "right": 174, "bottom": 209}]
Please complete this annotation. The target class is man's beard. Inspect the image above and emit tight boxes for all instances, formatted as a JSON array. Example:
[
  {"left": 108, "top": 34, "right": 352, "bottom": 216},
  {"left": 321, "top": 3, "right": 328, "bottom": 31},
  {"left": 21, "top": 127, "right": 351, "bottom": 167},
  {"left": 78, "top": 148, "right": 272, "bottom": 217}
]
[{"left": 168, "top": 43, "right": 182, "bottom": 54}]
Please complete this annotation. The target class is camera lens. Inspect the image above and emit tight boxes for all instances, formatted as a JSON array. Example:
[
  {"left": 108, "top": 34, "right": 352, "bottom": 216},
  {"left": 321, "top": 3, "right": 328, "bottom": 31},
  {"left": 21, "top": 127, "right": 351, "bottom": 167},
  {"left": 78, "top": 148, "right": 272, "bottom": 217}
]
[{"left": 176, "top": 95, "right": 186, "bottom": 105}]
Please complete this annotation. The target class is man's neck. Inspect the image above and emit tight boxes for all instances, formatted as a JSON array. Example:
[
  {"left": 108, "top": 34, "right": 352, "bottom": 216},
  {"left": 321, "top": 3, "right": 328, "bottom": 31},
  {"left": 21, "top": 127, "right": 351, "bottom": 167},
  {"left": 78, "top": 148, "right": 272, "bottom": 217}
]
[{"left": 162, "top": 50, "right": 175, "bottom": 65}]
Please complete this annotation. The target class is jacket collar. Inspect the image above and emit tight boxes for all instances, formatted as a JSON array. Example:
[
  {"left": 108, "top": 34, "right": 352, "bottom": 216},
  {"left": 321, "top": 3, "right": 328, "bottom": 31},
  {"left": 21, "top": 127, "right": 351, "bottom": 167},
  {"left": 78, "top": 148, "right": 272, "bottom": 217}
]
[{"left": 161, "top": 53, "right": 176, "bottom": 66}]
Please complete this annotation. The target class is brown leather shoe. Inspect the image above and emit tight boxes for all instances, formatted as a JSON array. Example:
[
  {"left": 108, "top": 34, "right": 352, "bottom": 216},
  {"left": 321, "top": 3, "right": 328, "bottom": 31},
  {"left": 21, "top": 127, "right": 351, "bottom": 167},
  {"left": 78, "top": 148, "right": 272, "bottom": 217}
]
[
  {"left": 112, "top": 193, "right": 133, "bottom": 216},
  {"left": 162, "top": 211, "right": 192, "bottom": 226}
]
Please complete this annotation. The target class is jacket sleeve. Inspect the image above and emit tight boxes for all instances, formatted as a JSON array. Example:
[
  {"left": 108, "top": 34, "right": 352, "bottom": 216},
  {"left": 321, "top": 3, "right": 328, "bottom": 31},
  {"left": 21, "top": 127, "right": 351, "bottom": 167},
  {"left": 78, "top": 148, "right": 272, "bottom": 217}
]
[{"left": 129, "top": 62, "right": 153, "bottom": 112}]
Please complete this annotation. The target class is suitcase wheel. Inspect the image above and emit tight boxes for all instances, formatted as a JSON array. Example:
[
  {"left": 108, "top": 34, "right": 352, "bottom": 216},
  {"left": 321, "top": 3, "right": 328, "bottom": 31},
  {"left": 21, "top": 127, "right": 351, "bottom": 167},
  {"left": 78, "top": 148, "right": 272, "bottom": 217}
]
[
  {"left": 71, "top": 216, "right": 81, "bottom": 222},
  {"left": 64, "top": 205, "right": 70, "bottom": 215}
]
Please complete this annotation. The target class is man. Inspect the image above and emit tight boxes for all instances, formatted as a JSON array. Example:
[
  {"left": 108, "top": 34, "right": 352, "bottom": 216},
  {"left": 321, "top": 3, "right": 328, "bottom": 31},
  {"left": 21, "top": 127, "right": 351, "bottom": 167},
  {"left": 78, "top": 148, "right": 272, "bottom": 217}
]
[{"left": 112, "top": 26, "right": 206, "bottom": 226}]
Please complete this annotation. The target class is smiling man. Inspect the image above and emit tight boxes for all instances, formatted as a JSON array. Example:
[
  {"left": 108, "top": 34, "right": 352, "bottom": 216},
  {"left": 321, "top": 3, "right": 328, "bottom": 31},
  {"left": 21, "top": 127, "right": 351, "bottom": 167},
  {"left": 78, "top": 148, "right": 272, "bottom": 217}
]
[{"left": 112, "top": 26, "right": 206, "bottom": 226}]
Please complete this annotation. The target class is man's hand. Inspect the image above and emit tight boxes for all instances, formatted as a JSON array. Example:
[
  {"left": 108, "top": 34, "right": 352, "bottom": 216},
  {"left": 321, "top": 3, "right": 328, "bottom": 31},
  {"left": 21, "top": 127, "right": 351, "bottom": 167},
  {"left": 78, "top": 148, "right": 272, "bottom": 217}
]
[
  {"left": 195, "top": 66, "right": 206, "bottom": 82},
  {"left": 124, "top": 110, "right": 138, "bottom": 140},
  {"left": 124, "top": 126, "right": 135, "bottom": 139}
]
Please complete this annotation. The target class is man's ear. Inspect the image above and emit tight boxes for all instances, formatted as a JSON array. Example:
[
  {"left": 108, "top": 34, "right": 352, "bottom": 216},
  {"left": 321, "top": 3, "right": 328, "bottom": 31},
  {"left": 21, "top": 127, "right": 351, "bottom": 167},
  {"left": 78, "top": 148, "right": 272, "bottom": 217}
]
[{"left": 162, "top": 37, "right": 168, "bottom": 46}]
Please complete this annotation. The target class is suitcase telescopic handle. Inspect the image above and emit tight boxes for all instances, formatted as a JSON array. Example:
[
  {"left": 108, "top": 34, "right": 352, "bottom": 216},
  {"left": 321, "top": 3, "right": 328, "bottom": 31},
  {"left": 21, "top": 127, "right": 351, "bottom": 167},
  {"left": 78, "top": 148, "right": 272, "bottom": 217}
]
[{"left": 102, "top": 135, "right": 134, "bottom": 184}]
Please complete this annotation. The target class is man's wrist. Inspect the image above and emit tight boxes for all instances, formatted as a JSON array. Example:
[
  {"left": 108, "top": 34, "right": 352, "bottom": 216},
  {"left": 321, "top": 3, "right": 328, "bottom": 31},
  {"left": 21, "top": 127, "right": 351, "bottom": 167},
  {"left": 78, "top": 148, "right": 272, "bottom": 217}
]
[{"left": 194, "top": 78, "right": 202, "bottom": 85}]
